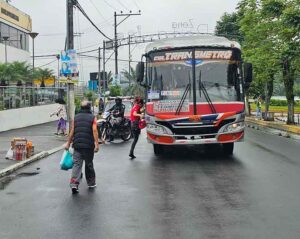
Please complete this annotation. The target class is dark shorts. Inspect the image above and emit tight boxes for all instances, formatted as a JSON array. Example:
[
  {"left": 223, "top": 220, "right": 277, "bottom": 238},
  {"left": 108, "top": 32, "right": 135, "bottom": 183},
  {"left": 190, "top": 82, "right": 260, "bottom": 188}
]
[{"left": 58, "top": 118, "right": 66, "bottom": 130}]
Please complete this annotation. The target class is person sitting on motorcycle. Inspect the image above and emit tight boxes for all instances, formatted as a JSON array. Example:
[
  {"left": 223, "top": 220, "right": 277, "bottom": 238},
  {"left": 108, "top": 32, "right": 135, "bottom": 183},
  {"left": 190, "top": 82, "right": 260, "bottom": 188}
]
[{"left": 108, "top": 97, "right": 125, "bottom": 130}]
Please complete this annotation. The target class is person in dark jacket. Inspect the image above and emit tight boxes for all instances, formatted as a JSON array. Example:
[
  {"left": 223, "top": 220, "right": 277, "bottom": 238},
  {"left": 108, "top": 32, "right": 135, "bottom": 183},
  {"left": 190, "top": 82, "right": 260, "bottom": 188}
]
[
  {"left": 66, "top": 100, "right": 99, "bottom": 194},
  {"left": 107, "top": 97, "right": 126, "bottom": 142}
]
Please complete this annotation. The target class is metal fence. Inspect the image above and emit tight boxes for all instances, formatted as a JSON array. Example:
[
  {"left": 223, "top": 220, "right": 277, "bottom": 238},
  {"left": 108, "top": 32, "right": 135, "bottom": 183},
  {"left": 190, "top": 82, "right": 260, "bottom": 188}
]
[{"left": 0, "top": 86, "right": 66, "bottom": 110}]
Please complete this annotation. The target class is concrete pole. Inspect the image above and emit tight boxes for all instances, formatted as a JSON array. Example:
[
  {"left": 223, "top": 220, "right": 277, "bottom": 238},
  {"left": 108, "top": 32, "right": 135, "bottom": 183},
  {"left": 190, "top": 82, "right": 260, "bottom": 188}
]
[
  {"left": 98, "top": 47, "right": 101, "bottom": 95},
  {"left": 66, "top": 0, "right": 75, "bottom": 131},
  {"left": 103, "top": 40, "right": 106, "bottom": 104},
  {"left": 114, "top": 11, "right": 118, "bottom": 75},
  {"left": 128, "top": 34, "right": 131, "bottom": 86},
  {"left": 67, "top": 79, "right": 75, "bottom": 126}
]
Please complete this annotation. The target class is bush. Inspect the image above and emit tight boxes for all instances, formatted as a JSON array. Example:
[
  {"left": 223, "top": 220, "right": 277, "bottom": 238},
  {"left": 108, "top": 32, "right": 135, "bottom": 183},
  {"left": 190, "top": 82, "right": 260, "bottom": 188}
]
[
  {"left": 270, "top": 99, "right": 300, "bottom": 106},
  {"left": 109, "top": 85, "right": 122, "bottom": 97},
  {"left": 270, "top": 99, "right": 288, "bottom": 106}
]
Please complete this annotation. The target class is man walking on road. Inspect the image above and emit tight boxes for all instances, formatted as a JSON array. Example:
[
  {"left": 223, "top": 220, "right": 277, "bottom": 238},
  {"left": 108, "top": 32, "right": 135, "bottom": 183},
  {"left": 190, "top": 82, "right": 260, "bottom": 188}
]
[{"left": 66, "top": 100, "right": 99, "bottom": 194}]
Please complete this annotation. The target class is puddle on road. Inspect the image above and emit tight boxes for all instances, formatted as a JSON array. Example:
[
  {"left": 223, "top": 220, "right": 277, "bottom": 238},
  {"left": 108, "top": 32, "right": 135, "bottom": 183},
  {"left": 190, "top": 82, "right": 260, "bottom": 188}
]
[{"left": 0, "top": 171, "right": 40, "bottom": 190}]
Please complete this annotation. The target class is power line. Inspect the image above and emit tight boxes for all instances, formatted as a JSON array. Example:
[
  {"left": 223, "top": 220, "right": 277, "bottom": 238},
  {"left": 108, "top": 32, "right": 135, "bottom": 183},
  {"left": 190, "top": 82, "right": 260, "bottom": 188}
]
[
  {"left": 115, "top": 0, "right": 130, "bottom": 11},
  {"left": 131, "top": 0, "right": 140, "bottom": 10},
  {"left": 74, "top": 0, "right": 112, "bottom": 40},
  {"left": 88, "top": 0, "right": 113, "bottom": 28},
  {"left": 78, "top": 53, "right": 139, "bottom": 63},
  {"left": 36, "top": 59, "right": 57, "bottom": 68},
  {"left": 102, "top": 0, "right": 119, "bottom": 11}
]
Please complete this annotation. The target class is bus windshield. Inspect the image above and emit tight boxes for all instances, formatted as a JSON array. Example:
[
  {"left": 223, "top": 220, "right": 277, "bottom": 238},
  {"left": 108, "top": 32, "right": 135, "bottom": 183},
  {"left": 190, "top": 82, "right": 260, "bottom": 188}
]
[{"left": 147, "top": 49, "right": 240, "bottom": 104}]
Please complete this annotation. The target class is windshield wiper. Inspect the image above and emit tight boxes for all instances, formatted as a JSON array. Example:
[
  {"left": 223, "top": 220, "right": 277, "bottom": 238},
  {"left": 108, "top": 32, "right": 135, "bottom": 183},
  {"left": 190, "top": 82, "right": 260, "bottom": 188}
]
[
  {"left": 175, "top": 83, "right": 191, "bottom": 115},
  {"left": 198, "top": 71, "right": 216, "bottom": 114}
]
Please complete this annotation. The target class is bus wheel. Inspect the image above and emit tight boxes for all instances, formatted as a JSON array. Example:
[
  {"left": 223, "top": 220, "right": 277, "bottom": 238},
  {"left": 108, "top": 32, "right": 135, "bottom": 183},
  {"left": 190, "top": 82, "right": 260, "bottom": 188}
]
[
  {"left": 222, "top": 143, "right": 234, "bottom": 155},
  {"left": 153, "top": 144, "right": 164, "bottom": 156}
]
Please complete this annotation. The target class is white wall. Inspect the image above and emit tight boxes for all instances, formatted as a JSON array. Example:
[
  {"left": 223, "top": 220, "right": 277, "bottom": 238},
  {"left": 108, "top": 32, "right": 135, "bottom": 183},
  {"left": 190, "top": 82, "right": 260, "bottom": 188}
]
[
  {"left": 0, "top": 43, "right": 30, "bottom": 63},
  {"left": 0, "top": 104, "right": 60, "bottom": 132}
]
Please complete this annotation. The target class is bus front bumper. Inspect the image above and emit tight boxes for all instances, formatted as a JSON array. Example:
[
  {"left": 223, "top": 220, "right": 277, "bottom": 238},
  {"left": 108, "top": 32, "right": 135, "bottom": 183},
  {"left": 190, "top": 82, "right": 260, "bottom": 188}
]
[{"left": 147, "top": 131, "right": 244, "bottom": 145}]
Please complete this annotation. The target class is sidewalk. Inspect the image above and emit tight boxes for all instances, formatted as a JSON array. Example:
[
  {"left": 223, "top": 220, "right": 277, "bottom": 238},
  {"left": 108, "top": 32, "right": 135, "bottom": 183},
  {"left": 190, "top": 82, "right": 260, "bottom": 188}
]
[
  {"left": 246, "top": 116, "right": 300, "bottom": 140},
  {"left": 0, "top": 122, "right": 65, "bottom": 172}
]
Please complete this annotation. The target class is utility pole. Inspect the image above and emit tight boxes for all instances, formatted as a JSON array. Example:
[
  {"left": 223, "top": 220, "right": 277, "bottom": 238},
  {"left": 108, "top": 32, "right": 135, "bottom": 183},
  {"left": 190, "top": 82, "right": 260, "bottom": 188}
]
[
  {"left": 114, "top": 12, "right": 118, "bottom": 76},
  {"left": 66, "top": 0, "right": 75, "bottom": 131},
  {"left": 128, "top": 34, "right": 131, "bottom": 86},
  {"left": 102, "top": 41, "right": 106, "bottom": 103},
  {"left": 114, "top": 10, "right": 141, "bottom": 76},
  {"left": 67, "top": 0, "right": 74, "bottom": 50},
  {"left": 98, "top": 47, "right": 101, "bottom": 95}
]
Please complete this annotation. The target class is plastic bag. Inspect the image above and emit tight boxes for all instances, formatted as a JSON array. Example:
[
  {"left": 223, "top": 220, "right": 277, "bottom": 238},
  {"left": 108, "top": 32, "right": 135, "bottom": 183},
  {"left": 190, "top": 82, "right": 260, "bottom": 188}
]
[
  {"left": 60, "top": 150, "right": 73, "bottom": 170},
  {"left": 5, "top": 148, "right": 13, "bottom": 160}
]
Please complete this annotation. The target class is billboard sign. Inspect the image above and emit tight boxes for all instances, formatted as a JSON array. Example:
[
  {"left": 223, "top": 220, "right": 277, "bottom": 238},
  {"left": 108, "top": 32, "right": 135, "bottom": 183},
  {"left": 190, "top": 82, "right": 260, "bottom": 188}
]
[{"left": 60, "top": 50, "right": 79, "bottom": 76}]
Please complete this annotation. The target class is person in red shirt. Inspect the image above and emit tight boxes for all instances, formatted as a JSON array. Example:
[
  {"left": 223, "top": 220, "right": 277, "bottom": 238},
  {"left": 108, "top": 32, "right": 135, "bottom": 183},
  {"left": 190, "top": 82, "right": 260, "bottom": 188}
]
[{"left": 129, "top": 97, "right": 144, "bottom": 159}]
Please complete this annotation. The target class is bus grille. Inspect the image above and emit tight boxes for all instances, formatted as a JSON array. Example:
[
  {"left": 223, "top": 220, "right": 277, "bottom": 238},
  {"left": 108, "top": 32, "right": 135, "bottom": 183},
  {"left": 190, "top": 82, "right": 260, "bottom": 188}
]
[{"left": 156, "top": 119, "right": 235, "bottom": 136}]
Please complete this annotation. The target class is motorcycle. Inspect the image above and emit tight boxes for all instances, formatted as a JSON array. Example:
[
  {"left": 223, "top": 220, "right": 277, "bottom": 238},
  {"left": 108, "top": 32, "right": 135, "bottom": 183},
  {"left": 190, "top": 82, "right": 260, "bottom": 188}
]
[{"left": 97, "top": 111, "right": 132, "bottom": 142}]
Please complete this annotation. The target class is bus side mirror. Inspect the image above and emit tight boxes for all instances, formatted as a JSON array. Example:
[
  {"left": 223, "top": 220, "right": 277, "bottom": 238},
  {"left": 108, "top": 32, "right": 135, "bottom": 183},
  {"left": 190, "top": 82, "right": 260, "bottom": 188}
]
[
  {"left": 136, "top": 62, "right": 145, "bottom": 83},
  {"left": 244, "top": 63, "right": 253, "bottom": 89}
]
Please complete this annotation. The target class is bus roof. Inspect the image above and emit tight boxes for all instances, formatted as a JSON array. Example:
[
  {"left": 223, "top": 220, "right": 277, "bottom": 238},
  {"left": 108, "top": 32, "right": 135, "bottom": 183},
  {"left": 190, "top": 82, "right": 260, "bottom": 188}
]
[{"left": 145, "top": 35, "right": 241, "bottom": 53}]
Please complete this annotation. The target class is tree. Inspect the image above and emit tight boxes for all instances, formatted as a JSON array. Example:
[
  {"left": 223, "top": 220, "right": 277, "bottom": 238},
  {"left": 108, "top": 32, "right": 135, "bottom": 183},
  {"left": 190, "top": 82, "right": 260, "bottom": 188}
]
[
  {"left": 0, "top": 62, "right": 31, "bottom": 84},
  {"left": 260, "top": 0, "right": 300, "bottom": 124},
  {"left": 215, "top": 12, "right": 244, "bottom": 42},
  {"left": 121, "top": 66, "right": 145, "bottom": 98},
  {"left": 109, "top": 85, "right": 122, "bottom": 97},
  {"left": 33, "top": 68, "right": 54, "bottom": 87}
]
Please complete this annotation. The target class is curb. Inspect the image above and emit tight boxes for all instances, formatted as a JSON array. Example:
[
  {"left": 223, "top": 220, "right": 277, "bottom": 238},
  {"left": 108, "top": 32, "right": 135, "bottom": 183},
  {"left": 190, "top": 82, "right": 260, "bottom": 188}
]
[
  {"left": 0, "top": 144, "right": 65, "bottom": 178},
  {"left": 246, "top": 117, "right": 300, "bottom": 135}
]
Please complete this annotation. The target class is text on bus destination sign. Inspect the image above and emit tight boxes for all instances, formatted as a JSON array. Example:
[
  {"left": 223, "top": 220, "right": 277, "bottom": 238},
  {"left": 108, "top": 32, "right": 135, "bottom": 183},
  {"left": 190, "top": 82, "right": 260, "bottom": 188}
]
[{"left": 153, "top": 50, "right": 232, "bottom": 62}]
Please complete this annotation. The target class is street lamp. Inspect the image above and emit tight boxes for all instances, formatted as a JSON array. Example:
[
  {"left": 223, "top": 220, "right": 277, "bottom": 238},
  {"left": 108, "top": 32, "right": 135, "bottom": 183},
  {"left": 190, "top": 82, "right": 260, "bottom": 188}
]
[
  {"left": 28, "top": 32, "right": 39, "bottom": 73},
  {"left": 2, "top": 36, "right": 9, "bottom": 63}
]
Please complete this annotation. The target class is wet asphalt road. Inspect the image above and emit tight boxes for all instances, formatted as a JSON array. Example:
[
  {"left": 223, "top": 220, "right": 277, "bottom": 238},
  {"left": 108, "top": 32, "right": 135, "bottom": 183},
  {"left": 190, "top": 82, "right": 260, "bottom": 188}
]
[{"left": 1, "top": 128, "right": 300, "bottom": 239}]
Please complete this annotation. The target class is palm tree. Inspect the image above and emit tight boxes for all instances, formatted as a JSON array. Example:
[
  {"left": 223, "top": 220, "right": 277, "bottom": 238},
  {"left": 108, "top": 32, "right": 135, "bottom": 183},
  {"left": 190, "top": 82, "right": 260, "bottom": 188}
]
[
  {"left": 33, "top": 68, "right": 54, "bottom": 87},
  {"left": 0, "top": 62, "right": 32, "bottom": 85},
  {"left": 121, "top": 66, "right": 145, "bottom": 97}
]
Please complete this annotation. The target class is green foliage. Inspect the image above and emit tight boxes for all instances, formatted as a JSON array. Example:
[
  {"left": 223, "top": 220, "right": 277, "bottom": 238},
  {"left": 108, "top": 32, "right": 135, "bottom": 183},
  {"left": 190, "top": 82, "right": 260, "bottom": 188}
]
[
  {"left": 109, "top": 85, "right": 122, "bottom": 97},
  {"left": 121, "top": 66, "right": 145, "bottom": 98},
  {"left": 0, "top": 62, "right": 32, "bottom": 84},
  {"left": 84, "top": 91, "right": 94, "bottom": 101},
  {"left": 0, "top": 62, "right": 54, "bottom": 85},
  {"left": 235, "top": 0, "right": 300, "bottom": 123},
  {"left": 75, "top": 97, "right": 81, "bottom": 114},
  {"left": 294, "top": 84, "right": 300, "bottom": 98},
  {"left": 215, "top": 12, "right": 244, "bottom": 42},
  {"left": 269, "top": 99, "right": 300, "bottom": 107}
]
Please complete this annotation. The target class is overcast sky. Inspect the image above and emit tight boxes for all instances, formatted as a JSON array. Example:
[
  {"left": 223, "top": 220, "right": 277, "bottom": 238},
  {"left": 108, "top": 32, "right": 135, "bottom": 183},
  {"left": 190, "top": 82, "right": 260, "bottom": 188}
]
[{"left": 11, "top": 0, "right": 240, "bottom": 82}]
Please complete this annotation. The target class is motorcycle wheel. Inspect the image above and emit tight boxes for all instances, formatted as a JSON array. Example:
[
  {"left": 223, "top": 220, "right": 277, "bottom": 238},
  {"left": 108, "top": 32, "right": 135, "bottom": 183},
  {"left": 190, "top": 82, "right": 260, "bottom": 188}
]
[
  {"left": 102, "top": 127, "right": 112, "bottom": 142},
  {"left": 121, "top": 126, "right": 132, "bottom": 141}
]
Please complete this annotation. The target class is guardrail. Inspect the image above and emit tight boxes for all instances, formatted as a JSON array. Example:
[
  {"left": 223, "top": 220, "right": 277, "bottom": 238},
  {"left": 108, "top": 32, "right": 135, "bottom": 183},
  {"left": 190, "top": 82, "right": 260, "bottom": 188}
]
[{"left": 0, "top": 86, "right": 66, "bottom": 111}]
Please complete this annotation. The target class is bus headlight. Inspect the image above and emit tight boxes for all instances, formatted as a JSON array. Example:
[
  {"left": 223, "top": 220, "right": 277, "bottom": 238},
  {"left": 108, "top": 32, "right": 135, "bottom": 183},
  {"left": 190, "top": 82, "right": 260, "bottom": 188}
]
[
  {"left": 147, "top": 124, "right": 168, "bottom": 135},
  {"left": 221, "top": 121, "right": 245, "bottom": 133}
]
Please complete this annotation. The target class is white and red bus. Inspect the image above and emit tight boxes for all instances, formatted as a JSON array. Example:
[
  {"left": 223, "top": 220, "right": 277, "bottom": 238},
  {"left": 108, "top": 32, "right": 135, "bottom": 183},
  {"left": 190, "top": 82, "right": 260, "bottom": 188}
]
[{"left": 136, "top": 35, "right": 252, "bottom": 155}]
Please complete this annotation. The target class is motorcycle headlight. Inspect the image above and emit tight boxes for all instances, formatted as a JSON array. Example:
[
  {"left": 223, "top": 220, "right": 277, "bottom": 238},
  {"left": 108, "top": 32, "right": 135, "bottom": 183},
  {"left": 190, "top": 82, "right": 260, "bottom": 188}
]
[
  {"left": 147, "top": 124, "right": 168, "bottom": 135},
  {"left": 221, "top": 121, "right": 245, "bottom": 133}
]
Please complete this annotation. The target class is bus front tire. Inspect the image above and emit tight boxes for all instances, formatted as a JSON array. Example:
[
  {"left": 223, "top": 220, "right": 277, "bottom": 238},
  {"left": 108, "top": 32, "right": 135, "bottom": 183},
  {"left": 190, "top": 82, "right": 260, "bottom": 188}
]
[
  {"left": 222, "top": 143, "right": 234, "bottom": 155},
  {"left": 153, "top": 144, "right": 164, "bottom": 156}
]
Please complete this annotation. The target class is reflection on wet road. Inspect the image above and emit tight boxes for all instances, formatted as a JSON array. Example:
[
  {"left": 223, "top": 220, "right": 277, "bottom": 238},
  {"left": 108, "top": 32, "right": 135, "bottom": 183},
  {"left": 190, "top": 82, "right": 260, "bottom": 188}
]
[{"left": 1, "top": 128, "right": 300, "bottom": 239}]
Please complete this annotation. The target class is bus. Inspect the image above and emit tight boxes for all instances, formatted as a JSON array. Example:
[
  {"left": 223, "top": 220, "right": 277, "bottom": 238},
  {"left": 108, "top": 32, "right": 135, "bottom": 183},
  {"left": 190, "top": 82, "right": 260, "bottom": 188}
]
[{"left": 136, "top": 35, "right": 253, "bottom": 155}]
